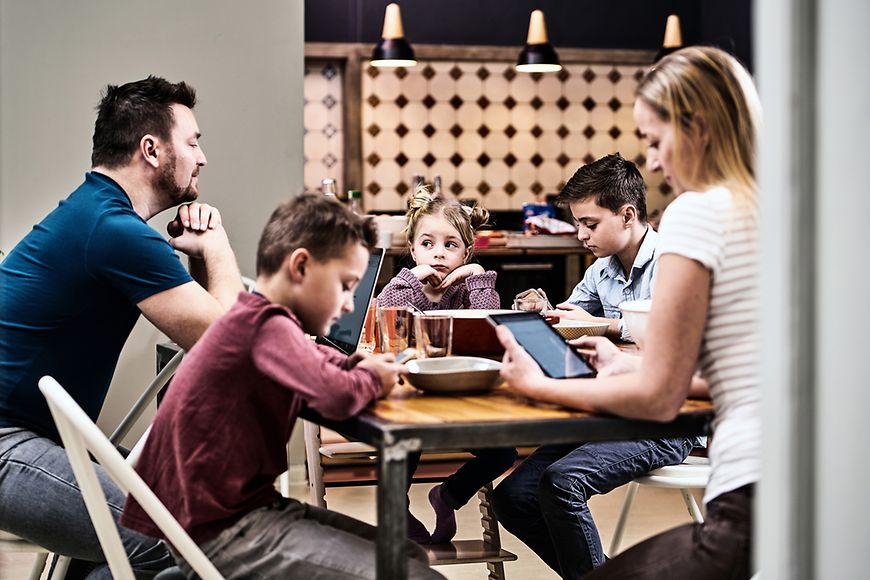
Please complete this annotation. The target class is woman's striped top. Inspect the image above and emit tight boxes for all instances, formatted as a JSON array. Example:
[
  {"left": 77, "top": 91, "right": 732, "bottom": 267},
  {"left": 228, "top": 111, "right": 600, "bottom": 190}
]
[{"left": 658, "top": 186, "right": 760, "bottom": 504}]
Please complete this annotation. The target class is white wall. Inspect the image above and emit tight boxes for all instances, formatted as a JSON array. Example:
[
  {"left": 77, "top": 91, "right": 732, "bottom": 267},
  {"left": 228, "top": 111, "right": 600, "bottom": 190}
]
[
  {"left": 0, "top": 0, "right": 304, "bottom": 445},
  {"left": 814, "top": 0, "right": 870, "bottom": 576},
  {"left": 758, "top": 0, "right": 870, "bottom": 577}
]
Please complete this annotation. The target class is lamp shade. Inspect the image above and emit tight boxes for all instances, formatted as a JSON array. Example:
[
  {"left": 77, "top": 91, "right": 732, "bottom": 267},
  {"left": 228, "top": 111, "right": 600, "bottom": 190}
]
[
  {"left": 371, "top": 3, "right": 417, "bottom": 68},
  {"left": 516, "top": 9, "right": 561, "bottom": 73},
  {"left": 654, "top": 14, "right": 683, "bottom": 62}
]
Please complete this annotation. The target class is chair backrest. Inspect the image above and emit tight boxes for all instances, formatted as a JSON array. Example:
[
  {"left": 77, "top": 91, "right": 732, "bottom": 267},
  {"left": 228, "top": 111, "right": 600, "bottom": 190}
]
[
  {"left": 38, "top": 376, "right": 224, "bottom": 580},
  {"left": 241, "top": 276, "right": 257, "bottom": 292},
  {"left": 109, "top": 349, "right": 184, "bottom": 446}
]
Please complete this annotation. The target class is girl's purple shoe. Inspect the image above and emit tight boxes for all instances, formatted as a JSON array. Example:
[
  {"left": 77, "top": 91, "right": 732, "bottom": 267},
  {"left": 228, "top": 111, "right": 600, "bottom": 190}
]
[{"left": 428, "top": 484, "right": 457, "bottom": 544}]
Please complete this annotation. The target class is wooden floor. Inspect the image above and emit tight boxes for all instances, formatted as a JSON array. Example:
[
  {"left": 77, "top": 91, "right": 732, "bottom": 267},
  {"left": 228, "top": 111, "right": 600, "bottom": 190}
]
[{"left": 0, "top": 478, "right": 702, "bottom": 579}]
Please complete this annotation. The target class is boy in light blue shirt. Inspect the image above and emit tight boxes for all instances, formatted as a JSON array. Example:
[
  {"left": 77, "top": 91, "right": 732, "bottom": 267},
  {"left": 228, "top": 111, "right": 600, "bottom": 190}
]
[
  {"left": 492, "top": 154, "right": 695, "bottom": 579},
  {"left": 548, "top": 153, "right": 657, "bottom": 342}
]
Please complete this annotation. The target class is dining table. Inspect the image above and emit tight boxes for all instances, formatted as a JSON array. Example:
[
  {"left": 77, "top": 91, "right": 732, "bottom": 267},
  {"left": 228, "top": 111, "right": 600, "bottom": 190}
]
[
  {"left": 156, "top": 342, "right": 714, "bottom": 580},
  {"left": 302, "top": 380, "right": 713, "bottom": 579}
]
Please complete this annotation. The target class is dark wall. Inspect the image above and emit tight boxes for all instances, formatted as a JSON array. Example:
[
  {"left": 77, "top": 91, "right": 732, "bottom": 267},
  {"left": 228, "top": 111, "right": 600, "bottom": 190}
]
[{"left": 306, "top": 0, "right": 752, "bottom": 70}]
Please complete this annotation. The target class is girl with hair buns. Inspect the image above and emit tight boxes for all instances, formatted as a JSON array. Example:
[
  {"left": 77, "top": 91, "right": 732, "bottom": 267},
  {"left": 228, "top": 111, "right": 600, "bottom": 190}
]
[
  {"left": 496, "top": 46, "right": 761, "bottom": 579},
  {"left": 378, "top": 187, "right": 500, "bottom": 310},
  {"left": 378, "top": 187, "right": 516, "bottom": 544}
]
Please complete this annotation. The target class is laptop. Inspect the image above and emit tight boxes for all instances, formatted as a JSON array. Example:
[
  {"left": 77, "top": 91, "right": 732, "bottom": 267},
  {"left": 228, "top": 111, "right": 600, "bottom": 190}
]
[{"left": 317, "top": 247, "right": 385, "bottom": 355}]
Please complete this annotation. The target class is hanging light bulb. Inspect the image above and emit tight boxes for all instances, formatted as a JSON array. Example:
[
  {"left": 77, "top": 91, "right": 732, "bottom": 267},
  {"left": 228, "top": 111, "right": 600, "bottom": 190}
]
[
  {"left": 371, "top": 3, "right": 417, "bottom": 68},
  {"left": 516, "top": 9, "right": 562, "bottom": 73},
  {"left": 655, "top": 14, "right": 683, "bottom": 62}
]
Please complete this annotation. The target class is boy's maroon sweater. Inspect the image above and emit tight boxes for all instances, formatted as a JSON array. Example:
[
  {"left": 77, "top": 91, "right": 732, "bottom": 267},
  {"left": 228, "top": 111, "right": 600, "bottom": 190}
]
[{"left": 121, "top": 292, "right": 382, "bottom": 543}]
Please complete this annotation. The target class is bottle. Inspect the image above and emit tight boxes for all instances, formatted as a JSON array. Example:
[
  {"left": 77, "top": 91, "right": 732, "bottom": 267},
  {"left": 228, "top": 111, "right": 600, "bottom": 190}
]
[
  {"left": 321, "top": 178, "right": 337, "bottom": 197},
  {"left": 433, "top": 175, "right": 442, "bottom": 197},
  {"left": 348, "top": 190, "right": 364, "bottom": 215}
]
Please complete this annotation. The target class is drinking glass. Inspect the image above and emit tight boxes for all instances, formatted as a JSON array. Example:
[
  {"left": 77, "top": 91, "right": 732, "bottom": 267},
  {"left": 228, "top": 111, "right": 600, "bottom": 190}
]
[
  {"left": 358, "top": 299, "right": 379, "bottom": 353},
  {"left": 377, "top": 306, "right": 412, "bottom": 355},
  {"left": 414, "top": 314, "right": 453, "bottom": 358}
]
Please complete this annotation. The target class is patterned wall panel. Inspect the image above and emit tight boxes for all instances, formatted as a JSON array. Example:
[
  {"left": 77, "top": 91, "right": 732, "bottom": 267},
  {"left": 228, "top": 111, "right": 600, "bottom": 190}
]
[
  {"left": 360, "top": 60, "right": 670, "bottom": 213},
  {"left": 304, "top": 61, "right": 344, "bottom": 194}
]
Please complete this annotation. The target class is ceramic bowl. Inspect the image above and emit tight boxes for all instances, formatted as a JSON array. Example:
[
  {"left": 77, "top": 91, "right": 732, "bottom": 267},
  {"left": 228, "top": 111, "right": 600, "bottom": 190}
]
[
  {"left": 404, "top": 356, "right": 502, "bottom": 394},
  {"left": 552, "top": 320, "right": 610, "bottom": 340},
  {"left": 619, "top": 299, "right": 652, "bottom": 349}
]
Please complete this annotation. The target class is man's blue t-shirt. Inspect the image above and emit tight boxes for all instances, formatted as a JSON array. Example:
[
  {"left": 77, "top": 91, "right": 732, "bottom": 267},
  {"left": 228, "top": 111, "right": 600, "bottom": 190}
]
[{"left": 0, "top": 172, "right": 192, "bottom": 439}]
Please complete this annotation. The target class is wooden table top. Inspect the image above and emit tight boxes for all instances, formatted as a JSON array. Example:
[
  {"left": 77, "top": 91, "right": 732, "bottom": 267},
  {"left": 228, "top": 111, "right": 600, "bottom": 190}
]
[
  {"left": 368, "top": 383, "right": 712, "bottom": 426},
  {"left": 312, "top": 380, "right": 713, "bottom": 451}
]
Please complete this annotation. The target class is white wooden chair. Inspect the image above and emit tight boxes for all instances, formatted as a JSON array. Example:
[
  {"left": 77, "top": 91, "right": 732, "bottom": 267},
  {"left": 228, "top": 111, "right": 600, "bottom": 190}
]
[
  {"left": 608, "top": 456, "right": 710, "bottom": 555},
  {"left": 38, "top": 376, "right": 224, "bottom": 580},
  {"left": 241, "top": 276, "right": 257, "bottom": 292},
  {"left": 0, "top": 532, "right": 69, "bottom": 580},
  {"left": 303, "top": 421, "right": 516, "bottom": 579},
  {"left": 0, "top": 351, "right": 184, "bottom": 580}
]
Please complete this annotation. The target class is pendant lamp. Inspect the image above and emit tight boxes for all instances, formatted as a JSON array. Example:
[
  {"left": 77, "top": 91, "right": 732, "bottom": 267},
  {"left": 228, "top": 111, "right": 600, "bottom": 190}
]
[
  {"left": 654, "top": 14, "right": 683, "bottom": 62},
  {"left": 371, "top": 3, "right": 417, "bottom": 68},
  {"left": 516, "top": 9, "right": 562, "bottom": 73}
]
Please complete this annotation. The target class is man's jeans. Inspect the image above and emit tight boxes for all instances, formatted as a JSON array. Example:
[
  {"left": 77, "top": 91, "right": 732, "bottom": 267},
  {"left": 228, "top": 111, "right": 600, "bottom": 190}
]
[
  {"left": 178, "top": 497, "right": 444, "bottom": 579},
  {"left": 0, "top": 427, "right": 173, "bottom": 579},
  {"left": 492, "top": 437, "right": 694, "bottom": 579}
]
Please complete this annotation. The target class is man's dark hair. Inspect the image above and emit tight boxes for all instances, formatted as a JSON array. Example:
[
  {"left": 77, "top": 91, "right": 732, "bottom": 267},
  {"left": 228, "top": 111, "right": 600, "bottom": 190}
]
[
  {"left": 555, "top": 153, "right": 648, "bottom": 222},
  {"left": 91, "top": 76, "right": 197, "bottom": 168},
  {"left": 257, "top": 194, "right": 378, "bottom": 276}
]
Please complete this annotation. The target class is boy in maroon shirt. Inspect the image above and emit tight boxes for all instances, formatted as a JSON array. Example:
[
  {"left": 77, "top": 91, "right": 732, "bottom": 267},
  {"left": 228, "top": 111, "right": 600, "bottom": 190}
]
[{"left": 122, "top": 194, "right": 443, "bottom": 579}]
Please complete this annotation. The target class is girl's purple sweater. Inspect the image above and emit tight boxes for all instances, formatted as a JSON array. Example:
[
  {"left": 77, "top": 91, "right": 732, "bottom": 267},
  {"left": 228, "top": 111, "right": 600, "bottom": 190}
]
[{"left": 377, "top": 268, "right": 500, "bottom": 311}]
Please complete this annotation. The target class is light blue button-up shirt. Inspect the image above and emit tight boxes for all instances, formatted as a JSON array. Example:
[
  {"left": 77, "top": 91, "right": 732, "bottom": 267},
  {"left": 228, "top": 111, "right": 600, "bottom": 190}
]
[{"left": 566, "top": 226, "right": 658, "bottom": 342}]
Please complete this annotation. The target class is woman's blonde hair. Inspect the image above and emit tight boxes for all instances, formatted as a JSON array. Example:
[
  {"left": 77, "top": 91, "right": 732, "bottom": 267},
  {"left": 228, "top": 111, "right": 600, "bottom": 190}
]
[
  {"left": 636, "top": 46, "right": 761, "bottom": 207},
  {"left": 405, "top": 186, "right": 489, "bottom": 254}
]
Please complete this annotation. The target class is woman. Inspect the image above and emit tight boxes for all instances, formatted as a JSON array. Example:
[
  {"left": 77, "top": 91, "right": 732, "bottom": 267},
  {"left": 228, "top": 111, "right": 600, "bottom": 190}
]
[{"left": 496, "top": 45, "right": 761, "bottom": 579}]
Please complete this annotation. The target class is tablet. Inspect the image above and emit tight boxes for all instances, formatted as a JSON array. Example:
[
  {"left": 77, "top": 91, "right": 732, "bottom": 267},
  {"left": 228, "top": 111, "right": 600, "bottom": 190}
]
[{"left": 487, "top": 311, "right": 596, "bottom": 379}]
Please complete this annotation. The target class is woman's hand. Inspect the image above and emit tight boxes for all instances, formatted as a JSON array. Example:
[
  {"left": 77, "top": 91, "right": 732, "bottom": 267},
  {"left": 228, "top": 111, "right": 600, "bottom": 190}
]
[
  {"left": 571, "top": 336, "right": 640, "bottom": 377},
  {"left": 436, "top": 263, "right": 485, "bottom": 291},
  {"left": 495, "top": 325, "right": 548, "bottom": 398}
]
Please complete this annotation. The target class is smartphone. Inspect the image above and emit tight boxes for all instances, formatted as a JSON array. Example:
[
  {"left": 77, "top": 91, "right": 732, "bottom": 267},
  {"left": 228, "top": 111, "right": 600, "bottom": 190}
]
[
  {"left": 487, "top": 312, "right": 596, "bottom": 379},
  {"left": 395, "top": 347, "right": 417, "bottom": 364}
]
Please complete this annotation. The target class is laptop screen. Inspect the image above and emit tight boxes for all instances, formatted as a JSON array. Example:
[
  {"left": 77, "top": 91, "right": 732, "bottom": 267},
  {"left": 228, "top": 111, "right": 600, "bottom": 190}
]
[{"left": 320, "top": 247, "right": 385, "bottom": 355}]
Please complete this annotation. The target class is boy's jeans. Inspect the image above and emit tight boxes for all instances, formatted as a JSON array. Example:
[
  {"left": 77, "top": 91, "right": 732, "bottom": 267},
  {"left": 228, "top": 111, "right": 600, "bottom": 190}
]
[
  {"left": 0, "top": 427, "right": 173, "bottom": 579},
  {"left": 179, "top": 497, "right": 444, "bottom": 579},
  {"left": 492, "top": 437, "right": 695, "bottom": 579}
]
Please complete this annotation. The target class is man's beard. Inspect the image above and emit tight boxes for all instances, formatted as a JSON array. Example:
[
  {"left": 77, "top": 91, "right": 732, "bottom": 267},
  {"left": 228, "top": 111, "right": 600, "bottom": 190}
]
[{"left": 155, "top": 147, "right": 199, "bottom": 205}]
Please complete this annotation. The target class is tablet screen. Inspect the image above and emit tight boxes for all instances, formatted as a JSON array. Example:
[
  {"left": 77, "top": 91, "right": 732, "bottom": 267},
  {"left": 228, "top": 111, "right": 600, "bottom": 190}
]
[{"left": 488, "top": 312, "right": 596, "bottom": 379}]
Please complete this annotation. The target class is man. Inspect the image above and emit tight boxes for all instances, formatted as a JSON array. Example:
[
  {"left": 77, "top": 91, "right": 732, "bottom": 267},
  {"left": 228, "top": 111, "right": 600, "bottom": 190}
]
[{"left": 0, "top": 76, "right": 243, "bottom": 578}]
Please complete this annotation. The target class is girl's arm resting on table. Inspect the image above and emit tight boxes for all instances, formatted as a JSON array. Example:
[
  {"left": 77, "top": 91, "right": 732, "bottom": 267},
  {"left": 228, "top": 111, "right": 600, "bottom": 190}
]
[{"left": 499, "top": 254, "right": 710, "bottom": 422}]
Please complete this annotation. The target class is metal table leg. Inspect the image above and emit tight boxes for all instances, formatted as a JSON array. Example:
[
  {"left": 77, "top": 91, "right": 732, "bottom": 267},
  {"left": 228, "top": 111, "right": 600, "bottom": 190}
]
[{"left": 378, "top": 436, "right": 420, "bottom": 579}]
